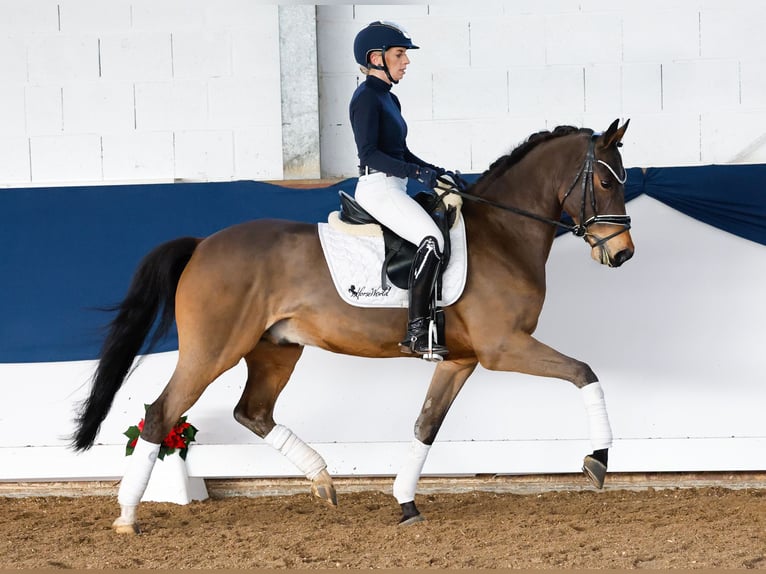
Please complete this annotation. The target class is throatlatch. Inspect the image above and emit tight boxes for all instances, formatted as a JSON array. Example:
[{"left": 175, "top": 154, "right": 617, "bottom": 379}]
[{"left": 399, "top": 236, "right": 448, "bottom": 361}]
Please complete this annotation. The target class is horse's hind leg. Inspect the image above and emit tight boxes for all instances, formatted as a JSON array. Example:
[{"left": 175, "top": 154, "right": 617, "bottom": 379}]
[
  {"left": 233, "top": 339, "right": 337, "bottom": 506},
  {"left": 112, "top": 359, "right": 226, "bottom": 534},
  {"left": 394, "top": 358, "right": 478, "bottom": 525}
]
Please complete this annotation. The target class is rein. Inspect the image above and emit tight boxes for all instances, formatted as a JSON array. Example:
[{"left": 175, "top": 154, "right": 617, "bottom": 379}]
[{"left": 437, "top": 135, "right": 631, "bottom": 246}]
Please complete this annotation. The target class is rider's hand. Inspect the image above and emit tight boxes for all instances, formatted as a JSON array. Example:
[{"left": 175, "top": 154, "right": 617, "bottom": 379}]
[{"left": 416, "top": 166, "right": 439, "bottom": 189}]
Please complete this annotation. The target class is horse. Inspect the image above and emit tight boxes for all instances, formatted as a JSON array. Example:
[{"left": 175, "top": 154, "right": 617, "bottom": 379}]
[{"left": 72, "top": 119, "right": 633, "bottom": 533}]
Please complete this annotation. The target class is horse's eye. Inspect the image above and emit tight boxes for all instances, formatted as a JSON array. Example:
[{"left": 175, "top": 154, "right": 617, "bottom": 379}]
[{"left": 600, "top": 179, "right": 612, "bottom": 189}]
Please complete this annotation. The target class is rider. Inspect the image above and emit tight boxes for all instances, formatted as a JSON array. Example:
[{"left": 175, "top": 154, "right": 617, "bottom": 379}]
[{"left": 350, "top": 20, "right": 449, "bottom": 359}]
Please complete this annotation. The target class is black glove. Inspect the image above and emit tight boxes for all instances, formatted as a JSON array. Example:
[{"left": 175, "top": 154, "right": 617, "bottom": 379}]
[{"left": 415, "top": 166, "right": 439, "bottom": 189}]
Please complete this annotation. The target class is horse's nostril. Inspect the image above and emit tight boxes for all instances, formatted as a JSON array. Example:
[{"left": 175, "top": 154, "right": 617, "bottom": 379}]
[{"left": 613, "top": 249, "right": 634, "bottom": 267}]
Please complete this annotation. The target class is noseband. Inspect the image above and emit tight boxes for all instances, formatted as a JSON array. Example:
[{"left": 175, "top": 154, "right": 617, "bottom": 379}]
[{"left": 438, "top": 135, "right": 632, "bottom": 247}]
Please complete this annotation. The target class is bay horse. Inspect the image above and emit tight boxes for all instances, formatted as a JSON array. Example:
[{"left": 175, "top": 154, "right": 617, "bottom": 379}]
[{"left": 72, "top": 119, "right": 633, "bottom": 533}]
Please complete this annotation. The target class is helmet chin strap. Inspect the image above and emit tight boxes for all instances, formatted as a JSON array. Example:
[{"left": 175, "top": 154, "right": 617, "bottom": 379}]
[{"left": 369, "top": 48, "right": 398, "bottom": 84}]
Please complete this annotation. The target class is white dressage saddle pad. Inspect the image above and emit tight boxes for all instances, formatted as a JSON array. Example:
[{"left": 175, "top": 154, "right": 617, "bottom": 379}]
[{"left": 318, "top": 213, "right": 468, "bottom": 309}]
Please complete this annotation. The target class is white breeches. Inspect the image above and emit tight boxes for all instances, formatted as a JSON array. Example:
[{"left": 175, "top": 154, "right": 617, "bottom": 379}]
[
  {"left": 354, "top": 172, "right": 444, "bottom": 251},
  {"left": 581, "top": 382, "right": 613, "bottom": 450}
]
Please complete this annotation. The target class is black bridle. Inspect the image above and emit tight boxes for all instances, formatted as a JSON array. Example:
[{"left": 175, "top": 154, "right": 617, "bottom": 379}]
[{"left": 437, "top": 135, "right": 632, "bottom": 247}]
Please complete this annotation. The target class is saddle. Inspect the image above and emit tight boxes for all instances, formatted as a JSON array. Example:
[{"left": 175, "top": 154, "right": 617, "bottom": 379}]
[{"left": 337, "top": 190, "right": 458, "bottom": 291}]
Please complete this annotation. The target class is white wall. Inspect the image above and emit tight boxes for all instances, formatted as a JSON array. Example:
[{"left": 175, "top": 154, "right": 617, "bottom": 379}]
[
  {"left": 2, "top": 197, "right": 765, "bottom": 481},
  {"left": 0, "top": 0, "right": 284, "bottom": 186},
  {"left": 318, "top": 1, "right": 766, "bottom": 177},
  {"left": 2, "top": 2, "right": 764, "bottom": 186}
]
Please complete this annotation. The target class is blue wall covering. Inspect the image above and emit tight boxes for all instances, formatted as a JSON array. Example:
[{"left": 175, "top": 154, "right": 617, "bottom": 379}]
[{"left": 2, "top": 165, "right": 764, "bottom": 363}]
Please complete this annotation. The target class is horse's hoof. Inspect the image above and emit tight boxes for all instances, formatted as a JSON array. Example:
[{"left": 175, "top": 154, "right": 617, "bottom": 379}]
[
  {"left": 399, "top": 513, "right": 425, "bottom": 526},
  {"left": 582, "top": 454, "right": 607, "bottom": 489},
  {"left": 398, "top": 500, "right": 424, "bottom": 526},
  {"left": 312, "top": 483, "right": 338, "bottom": 506},
  {"left": 112, "top": 520, "right": 140, "bottom": 535},
  {"left": 311, "top": 469, "right": 338, "bottom": 506}
]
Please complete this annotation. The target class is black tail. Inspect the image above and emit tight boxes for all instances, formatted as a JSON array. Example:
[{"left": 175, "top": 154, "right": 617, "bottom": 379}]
[{"left": 71, "top": 236, "right": 200, "bottom": 451}]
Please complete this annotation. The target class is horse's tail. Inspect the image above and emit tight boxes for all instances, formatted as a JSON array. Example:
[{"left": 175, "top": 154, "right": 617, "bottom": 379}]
[{"left": 71, "top": 236, "right": 201, "bottom": 451}]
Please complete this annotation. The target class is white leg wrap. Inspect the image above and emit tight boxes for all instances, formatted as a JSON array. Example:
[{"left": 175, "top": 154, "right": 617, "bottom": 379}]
[
  {"left": 581, "top": 382, "right": 613, "bottom": 450},
  {"left": 264, "top": 424, "right": 326, "bottom": 480},
  {"left": 117, "top": 437, "right": 160, "bottom": 507},
  {"left": 393, "top": 438, "right": 431, "bottom": 504},
  {"left": 114, "top": 504, "right": 137, "bottom": 527}
]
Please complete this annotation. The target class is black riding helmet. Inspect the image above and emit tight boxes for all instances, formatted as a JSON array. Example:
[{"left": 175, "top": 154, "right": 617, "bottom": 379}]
[{"left": 353, "top": 21, "right": 419, "bottom": 84}]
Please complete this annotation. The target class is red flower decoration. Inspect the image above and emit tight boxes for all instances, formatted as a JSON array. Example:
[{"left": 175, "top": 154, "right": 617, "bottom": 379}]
[{"left": 123, "top": 406, "right": 198, "bottom": 460}]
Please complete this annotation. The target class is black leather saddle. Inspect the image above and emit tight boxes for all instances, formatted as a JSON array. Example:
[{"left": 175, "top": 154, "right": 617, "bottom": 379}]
[{"left": 337, "top": 190, "right": 457, "bottom": 290}]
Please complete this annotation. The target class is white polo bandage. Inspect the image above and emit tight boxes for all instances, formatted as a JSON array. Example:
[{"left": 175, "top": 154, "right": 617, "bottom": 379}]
[
  {"left": 264, "top": 424, "right": 326, "bottom": 480},
  {"left": 117, "top": 437, "right": 160, "bottom": 507},
  {"left": 581, "top": 382, "right": 613, "bottom": 450},
  {"left": 392, "top": 438, "right": 431, "bottom": 503}
]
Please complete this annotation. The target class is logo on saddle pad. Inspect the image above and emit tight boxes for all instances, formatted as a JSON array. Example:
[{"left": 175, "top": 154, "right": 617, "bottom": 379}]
[
  {"left": 348, "top": 284, "right": 392, "bottom": 300},
  {"left": 317, "top": 203, "right": 468, "bottom": 309}
]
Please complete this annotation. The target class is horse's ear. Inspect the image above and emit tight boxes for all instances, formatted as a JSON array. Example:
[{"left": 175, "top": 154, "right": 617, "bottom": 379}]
[{"left": 599, "top": 118, "right": 630, "bottom": 149}]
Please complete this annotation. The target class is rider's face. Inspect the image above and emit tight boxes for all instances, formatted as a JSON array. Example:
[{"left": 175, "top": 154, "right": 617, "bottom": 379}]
[
  {"left": 370, "top": 48, "right": 410, "bottom": 84},
  {"left": 384, "top": 48, "right": 410, "bottom": 82}
]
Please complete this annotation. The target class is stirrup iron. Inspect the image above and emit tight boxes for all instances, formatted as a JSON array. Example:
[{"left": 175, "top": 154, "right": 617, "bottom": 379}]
[{"left": 422, "top": 320, "right": 444, "bottom": 362}]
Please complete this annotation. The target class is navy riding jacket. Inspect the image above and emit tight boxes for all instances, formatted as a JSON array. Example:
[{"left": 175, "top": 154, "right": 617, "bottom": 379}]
[{"left": 349, "top": 75, "right": 438, "bottom": 179}]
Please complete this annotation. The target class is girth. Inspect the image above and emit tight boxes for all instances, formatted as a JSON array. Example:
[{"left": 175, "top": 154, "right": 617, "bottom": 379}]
[{"left": 337, "top": 190, "right": 456, "bottom": 290}]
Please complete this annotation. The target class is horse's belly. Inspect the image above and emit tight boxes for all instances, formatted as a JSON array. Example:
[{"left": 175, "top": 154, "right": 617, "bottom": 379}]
[{"left": 264, "top": 320, "right": 322, "bottom": 348}]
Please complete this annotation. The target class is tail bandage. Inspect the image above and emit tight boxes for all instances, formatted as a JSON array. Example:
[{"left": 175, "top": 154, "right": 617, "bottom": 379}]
[
  {"left": 393, "top": 438, "right": 431, "bottom": 503},
  {"left": 264, "top": 424, "right": 326, "bottom": 480},
  {"left": 581, "top": 382, "right": 613, "bottom": 450},
  {"left": 117, "top": 437, "right": 160, "bottom": 507}
]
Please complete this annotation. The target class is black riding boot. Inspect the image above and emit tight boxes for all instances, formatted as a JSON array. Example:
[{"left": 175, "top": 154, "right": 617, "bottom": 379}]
[{"left": 399, "top": 236, "right": 449, "bottom": 359}]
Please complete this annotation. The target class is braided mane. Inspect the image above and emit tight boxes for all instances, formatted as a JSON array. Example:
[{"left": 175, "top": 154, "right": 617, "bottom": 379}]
[{"left": 474, "top": 125, "right": 593, "bottom": 188}]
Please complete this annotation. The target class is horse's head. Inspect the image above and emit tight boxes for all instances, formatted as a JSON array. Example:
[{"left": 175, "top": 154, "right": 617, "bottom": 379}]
[{"left": 561, "top": 119, "right": 635, "bottom": 268}]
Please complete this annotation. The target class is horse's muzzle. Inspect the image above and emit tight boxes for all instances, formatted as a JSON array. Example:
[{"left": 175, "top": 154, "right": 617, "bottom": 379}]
[
  {"left": 610, "top": 248, "right": 634, "bottom": 268},
  {"left": 588, "top": 225, "right": 634, "bottom": 267},
  {"left": 591, "top": 239, "right": 634, "bottom": 267}
]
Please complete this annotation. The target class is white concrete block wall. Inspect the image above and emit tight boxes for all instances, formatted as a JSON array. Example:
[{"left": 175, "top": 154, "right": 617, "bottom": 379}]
[
  {"left": 64, "top": 83, "right": 135, "bottom": 133},
  {"left": 0, "top": 0, "right": 283, "bottom": 186},
  {"left": 234, "top": 126, "right": 284, "bottom": 181},
  {"left": 318, "top": 1, "right": 766, "bottom": 177},
  {"left": 102, "top": 132, "right": 174, "bottom": 182},
  {"left": 0, "top": 137, "right": 30, "bottom": 184},
  {"left": 0, "top": 86, "right": 26, "bottom": 136},
  {"left": 100, "top": 33, "right": 173, "bottom": 81},
  {"left": 701, "top": 6, "right": 766, "bottom": 59},
  {"left": 0, "top": 2, "right": 764, "bottom": 184},
  {"left": 0, "top": 37, "right": 29, "bottom": 82},
  {"left": 30, "top": 134, "right": 102, "bottom": 182},
  {"left": 622, "top": 10, "right": 700, "bottom": 63},
  {"left": 59, "top": 0, "right": 133, "bottom": 33},
  {"left": 27, "top": 35, "right": 101, "bottom": 84},
  {"left": 0, "top": 1, "right": 60, "bottom": 35}
]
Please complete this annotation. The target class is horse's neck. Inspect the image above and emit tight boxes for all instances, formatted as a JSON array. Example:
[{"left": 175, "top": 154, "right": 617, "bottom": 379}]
[
  {"left": 472, "top": 163, "right": 562, "bottom": 241},
  {"left": 465, "top": 139, "right": 584, "bottom": 271}
]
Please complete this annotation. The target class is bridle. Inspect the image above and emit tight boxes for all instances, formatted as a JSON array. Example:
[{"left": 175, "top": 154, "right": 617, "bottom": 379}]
[{"left": 437, "top": 135, "right": 632, "bottom": 247}]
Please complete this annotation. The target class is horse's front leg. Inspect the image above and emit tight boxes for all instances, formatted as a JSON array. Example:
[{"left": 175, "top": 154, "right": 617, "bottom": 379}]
[
  {"left": 479, "top": 334, "right": 612, "bottom": 489},
  {"left": 394, "top": 358, "right": 478, "bottom": 525}
]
